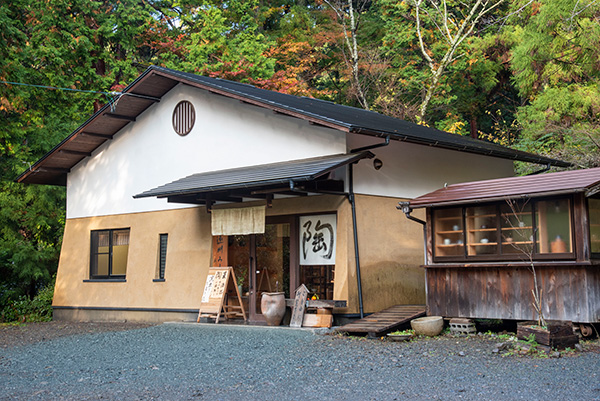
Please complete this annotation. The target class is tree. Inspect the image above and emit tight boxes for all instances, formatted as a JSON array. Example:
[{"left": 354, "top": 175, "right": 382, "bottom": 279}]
[
  {"left": 407, "top": 0, "right": 505, "bottom": 121},
  {"left": 172, "top": 0, "right": 276, "bottom": 83},
  {"left": 508, "top": 0, "right": 600, "bottom": 169},
  {"left": 0, "top": 0, "right": 178, "bottom": 298}
]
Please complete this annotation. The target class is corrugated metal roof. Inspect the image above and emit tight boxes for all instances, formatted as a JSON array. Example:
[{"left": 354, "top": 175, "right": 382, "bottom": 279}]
[
  {"left": 17, "top": 66, "right": 571, "bottom": 186},
  {"left": 409, "top": 167, "right": 600, "bottom": 208},
  {"left": 134, "top": 152, "right": 372, "bottom": 199}
]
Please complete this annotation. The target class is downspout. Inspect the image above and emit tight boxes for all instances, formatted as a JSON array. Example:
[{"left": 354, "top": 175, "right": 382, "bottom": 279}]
[
  {"left": 397, "top": 202, "right": 427, "bottom": 267},
  {"left": 348, "top": 135, "right": 391, "bottom": 319},
  {"left": 526, "top": 163, "right": 551, "bottom": 176},
  {"left": 348, "top": 163, "right": 364, "bottom": 318},
  {"left": 397, "top": 201, "right": 429, "bottom": 312}
]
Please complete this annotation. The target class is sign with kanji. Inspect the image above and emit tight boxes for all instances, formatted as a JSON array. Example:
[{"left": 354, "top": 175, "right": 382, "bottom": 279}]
[
  {"left": 299, "top": 214, "right": 336, "bottom": 265},
  {"left": 290, "top": 284, "right": 309, "bottom": 328},
  {"left": 211, "top": 235, "right": 228, "bottom": 267},
  {"left": 197, "top": 267, "right": 246, "bottom": 323}
]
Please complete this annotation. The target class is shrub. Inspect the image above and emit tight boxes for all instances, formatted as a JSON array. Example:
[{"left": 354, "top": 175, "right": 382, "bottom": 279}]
[{"left": 0, "top": 277, "right": 55, "bottom": 323}]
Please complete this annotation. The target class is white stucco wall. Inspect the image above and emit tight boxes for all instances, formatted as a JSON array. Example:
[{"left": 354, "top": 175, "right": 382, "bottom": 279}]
[
  {"left": 348, "top": 134, "right": 515, "bottom": 199},
  {"left": 67, "top": 84, "right": 347, "bottom": 218}
]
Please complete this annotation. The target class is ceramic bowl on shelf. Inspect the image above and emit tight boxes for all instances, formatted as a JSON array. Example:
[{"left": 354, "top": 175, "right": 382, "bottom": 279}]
[{"left": 480, "top": 238, "right": 489, "bottom": 243}]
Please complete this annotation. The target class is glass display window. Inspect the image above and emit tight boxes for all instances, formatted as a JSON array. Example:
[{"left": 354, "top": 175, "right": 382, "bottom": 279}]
[
  {"left": 500, "top": 201, "right": 534, "bottom": 256},
  {"left": 466, "top": 205, "right": 498, "bottom": 256},
  {"left": 433, "top": 208, "right": 464, "bottom": 257},
  {"left": 589, "top": 198, "right": 600, "bottom": 255},
  {"left": 536, "top": 198, "right": 572, "bottom": 254},
  {"left": 430, "top": 196, "right": 576, "bottom": 262}
]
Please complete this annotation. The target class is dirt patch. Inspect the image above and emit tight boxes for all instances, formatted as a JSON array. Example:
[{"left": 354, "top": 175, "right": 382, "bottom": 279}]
[{"left": 0, "top": 321, "right": 155, "bottom": 349}]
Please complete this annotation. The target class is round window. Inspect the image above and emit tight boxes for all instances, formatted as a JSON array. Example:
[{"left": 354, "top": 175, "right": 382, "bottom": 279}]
[{"left": 172, "top": 100, "right": 195, "bottom": 136}]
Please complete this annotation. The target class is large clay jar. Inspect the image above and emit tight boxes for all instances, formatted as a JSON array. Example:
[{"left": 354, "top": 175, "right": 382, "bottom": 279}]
[{"left": 261, "top": 292, "right": 286, "bottom": 326}]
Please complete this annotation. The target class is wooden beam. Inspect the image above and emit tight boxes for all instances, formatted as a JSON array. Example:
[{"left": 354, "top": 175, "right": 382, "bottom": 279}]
[
  {"left": 81, "top": 132, "right": 113, "bottom": 139},
  {"left": 166, "top": 195, "right": 206, "bottom": 205},
  {"left": 105, "top": 113, "right": 136, "bottom": 121},
  {"left": 251, "top": 186, "right": 306, "bottom": 195},
  {"left": 59, "top": 149, "right": 92, "bottom": 157},
  {"left": 126, "top": 92, "right": 161, "bottom": 103},
  {"left": 36, "top": 167, "right": 70, "bottom": 173}
]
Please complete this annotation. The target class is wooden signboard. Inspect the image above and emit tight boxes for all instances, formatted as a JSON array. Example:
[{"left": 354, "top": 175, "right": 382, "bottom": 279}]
[
  {"left": 197, "top": 267, "right": 246, "bottom": 323},
  {"left": 290, "top": 284, "right": 309, "bottom": 328},
  {"left": 211, "top": 235, "right": 228, "bottom": 267}
]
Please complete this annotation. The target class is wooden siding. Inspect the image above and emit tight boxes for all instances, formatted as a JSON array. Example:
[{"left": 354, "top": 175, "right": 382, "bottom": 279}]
[{"left": 426, "top": 265, "right": 600, "bottom": 323}]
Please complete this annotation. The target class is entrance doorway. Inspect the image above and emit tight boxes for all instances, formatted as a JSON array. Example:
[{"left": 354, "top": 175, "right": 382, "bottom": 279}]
[{"left": 227, "top": 217, "right": 298, "bottom": 322}]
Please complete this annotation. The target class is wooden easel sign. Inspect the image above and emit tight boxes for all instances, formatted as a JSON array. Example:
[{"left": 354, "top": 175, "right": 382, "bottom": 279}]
[{"left": 197, "top": 267, "right": 246, "bottom": 323}]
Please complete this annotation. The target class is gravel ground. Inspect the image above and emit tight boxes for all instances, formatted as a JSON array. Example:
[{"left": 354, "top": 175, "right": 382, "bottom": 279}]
[{"left": 1, "top": 322, "right": 599, "bottom": 400}]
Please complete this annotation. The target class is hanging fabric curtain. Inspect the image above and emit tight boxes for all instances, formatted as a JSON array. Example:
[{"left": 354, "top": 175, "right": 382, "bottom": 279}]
[{"left": 211, "top": 206, "right": 266, "bottom": 236}]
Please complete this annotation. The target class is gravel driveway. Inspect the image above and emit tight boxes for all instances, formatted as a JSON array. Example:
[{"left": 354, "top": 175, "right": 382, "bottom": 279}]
[{"left": 1, "top": 322, "right": 599, "bottom": 400}]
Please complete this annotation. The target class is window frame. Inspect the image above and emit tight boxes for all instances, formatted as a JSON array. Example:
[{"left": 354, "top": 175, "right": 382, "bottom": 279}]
[
  {"left": 89, "top": 228, "right": 130, "bottom": 280},
  {"left": 156, "top": 233, "right": 168, "bottom": 281},
  {"left": 431, "top": 196, "right": 576, "bottom": 262},
  {"left": 588, "top": 196, "right": 600, "bottom": 259}
]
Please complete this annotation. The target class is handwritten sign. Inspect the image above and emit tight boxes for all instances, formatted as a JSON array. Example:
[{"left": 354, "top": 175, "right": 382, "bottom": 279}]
[
  {"left": 211, "top": 235, "right": 228, "bottom": 267},
  {"left": 201, "top": 274, "right": 215, "bottom": 303},
  {"left": 299, "top": 214, "right": 336, "bottom": 265},
  {"left": 290, "top": 284, "right": 309, "bottom": 328},
  {"left": 198, "top": 267, "right": 246, "bottom": 323},
  {"left": 209, "top": 269, "right": 228, "bottom": 299}
]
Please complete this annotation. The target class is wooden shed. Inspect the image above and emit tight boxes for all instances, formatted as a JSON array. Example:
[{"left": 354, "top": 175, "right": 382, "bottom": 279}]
[{"left": 404, "top": 168, "right": 600, "bottom": 329}]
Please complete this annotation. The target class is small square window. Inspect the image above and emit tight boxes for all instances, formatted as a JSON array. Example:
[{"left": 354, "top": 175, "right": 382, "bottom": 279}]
[{"left": 90, "top": 229, "right": 129, "bottom": 279}]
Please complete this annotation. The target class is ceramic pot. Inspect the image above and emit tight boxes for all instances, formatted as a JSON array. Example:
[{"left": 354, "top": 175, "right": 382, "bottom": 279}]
[
  {"left": 261, "top": 292, "right": 286, "bottom": 326},
  {"left": 410, "top": 316, "right": 444, "bottom": 336}
]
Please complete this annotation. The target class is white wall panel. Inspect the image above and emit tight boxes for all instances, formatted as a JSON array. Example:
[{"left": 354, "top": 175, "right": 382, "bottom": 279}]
[
  {"left": 67, "top": 84, "right": 346, "bottom": 218},
  {"left": 348, "top": 134, "right": 515, "bottom": 199}
]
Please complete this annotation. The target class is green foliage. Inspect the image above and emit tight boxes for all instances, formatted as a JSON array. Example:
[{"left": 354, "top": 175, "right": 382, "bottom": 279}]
[
  {"left": 172, "top": 0, "right": 276, "bottom": 82},
  {"left": 1, "top": 276, "right": 55, "bottom": 323},
  {"left": 509, "top": 0, "right": 600, "bottom": 168}
]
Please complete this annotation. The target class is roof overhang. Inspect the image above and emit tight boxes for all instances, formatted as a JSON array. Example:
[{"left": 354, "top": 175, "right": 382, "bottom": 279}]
[
  {"left": 409, "top": 167, "right": 600, "bottom": 209},
  {"left": 134, "top": 152, "right": 374, "bottom": 206},
  {"left": 17, "top": 66, "right": 571, "bottom": 186}
]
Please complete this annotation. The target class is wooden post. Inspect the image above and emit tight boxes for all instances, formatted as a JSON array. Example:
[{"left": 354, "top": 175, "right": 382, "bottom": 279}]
[{"left": 290, "top": 284, "right": 309, "bottom": 328}]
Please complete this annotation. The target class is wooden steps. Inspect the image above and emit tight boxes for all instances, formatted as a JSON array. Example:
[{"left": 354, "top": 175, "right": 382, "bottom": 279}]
[{"left": 338, "top": 305, "right": 426, "bottom": 337}]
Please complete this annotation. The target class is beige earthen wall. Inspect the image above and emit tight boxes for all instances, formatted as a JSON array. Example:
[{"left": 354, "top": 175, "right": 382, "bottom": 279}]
[
  {"left": 53, "top": 194, "right": 425, "bottom": 321},
  {"left": 342, "top": 194, "right": 426, "bottom": 314}
]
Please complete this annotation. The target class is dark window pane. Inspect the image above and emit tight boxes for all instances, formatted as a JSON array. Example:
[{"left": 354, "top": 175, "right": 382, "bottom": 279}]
[
  {"left": 90, "top": 229, "right": 129, "bottom": 279},
  {"left": 159, "top": 234, "right": 168, "bottom": 279}
]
